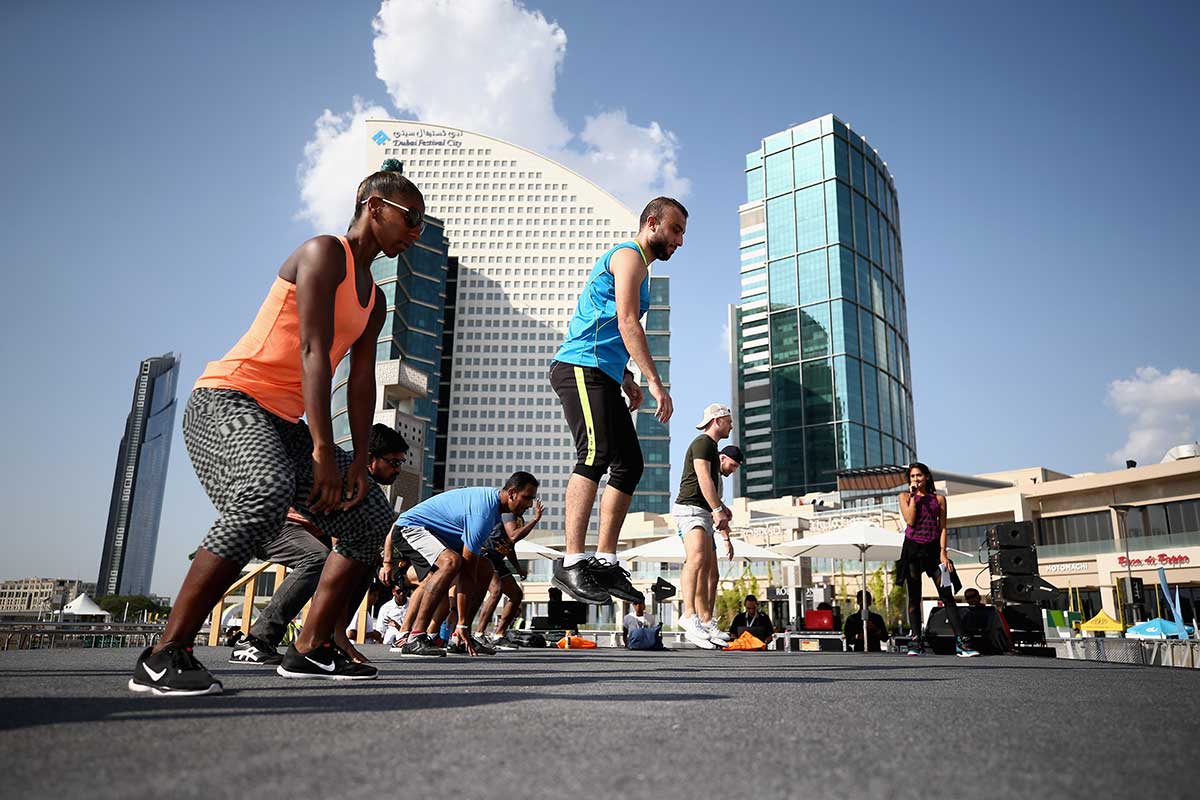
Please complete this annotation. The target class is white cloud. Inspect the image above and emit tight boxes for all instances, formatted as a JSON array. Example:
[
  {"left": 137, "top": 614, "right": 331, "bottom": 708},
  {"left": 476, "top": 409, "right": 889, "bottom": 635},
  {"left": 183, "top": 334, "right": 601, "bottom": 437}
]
[
  {"left": 297, "top": 0, "right": 689, "bottom": 230},
  {"left": 1106, "top": 367, "right": 1200, "bottom": 465},
  {"left": 296, "top": 98, "right": 390, "bottom": 232},
  {"left": 372, "top": 0, "right": 570, "bottom": 156}
]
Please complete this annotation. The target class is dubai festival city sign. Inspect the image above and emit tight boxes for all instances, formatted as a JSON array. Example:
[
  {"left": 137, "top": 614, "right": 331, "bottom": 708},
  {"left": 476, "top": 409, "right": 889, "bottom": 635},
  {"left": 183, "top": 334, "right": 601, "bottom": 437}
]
[
  {"left": 376, "top": 127, "right": 465, "bottom": 150},
  {"left": 1117, "top": 552, "right": 1191, "bottom": 569}
]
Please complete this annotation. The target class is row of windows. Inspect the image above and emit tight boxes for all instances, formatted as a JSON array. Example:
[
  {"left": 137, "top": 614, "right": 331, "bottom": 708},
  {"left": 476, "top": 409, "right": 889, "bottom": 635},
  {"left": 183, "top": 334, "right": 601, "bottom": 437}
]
[
  {"left": 758, "top": 179, "right": 903, "bottom": 288},
  {"left": 750, "top": 355, "right": 912, "bottom": 443},
  {"left": 753, "top": 245, "right": 906, "bottom": 335},
  {"left": 741, "top": 301, "right": 909, "bottom": 393}
]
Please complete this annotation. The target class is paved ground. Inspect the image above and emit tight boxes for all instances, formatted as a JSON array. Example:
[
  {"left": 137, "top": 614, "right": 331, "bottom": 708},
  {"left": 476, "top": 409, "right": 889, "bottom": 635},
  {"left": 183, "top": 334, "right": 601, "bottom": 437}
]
[{"left": 1, "top": 646, "right": 1197, "bottom": 799}]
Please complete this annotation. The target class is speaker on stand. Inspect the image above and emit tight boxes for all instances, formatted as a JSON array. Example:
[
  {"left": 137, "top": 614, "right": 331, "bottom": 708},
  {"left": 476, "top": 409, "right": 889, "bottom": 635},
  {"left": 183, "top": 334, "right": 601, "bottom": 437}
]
[{"left": 985, "top": 521, "right": 1058, "bottom": 651}]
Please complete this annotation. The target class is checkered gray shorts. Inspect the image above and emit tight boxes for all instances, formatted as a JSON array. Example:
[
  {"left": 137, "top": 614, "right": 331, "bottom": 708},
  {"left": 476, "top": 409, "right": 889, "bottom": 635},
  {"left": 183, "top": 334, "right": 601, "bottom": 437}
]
[{"left": 182, "top": 388, "right": 396, "bottom": 565}]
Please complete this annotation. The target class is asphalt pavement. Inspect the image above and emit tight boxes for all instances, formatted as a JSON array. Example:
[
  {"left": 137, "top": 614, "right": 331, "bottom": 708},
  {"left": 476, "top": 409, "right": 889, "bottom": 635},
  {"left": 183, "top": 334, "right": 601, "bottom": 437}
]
[{"left": 1, "top": 645, "right": 1197, "bottom": 799}]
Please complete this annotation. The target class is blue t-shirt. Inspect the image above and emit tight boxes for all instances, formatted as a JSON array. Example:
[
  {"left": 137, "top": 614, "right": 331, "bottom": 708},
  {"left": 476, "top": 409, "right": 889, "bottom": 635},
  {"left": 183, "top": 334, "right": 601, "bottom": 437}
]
[
  {"left": 396, "top": 487, "right": 502, "bottom": 554},
  {"left": 554, "top": 241, "right": 651, "bottom": 383}
]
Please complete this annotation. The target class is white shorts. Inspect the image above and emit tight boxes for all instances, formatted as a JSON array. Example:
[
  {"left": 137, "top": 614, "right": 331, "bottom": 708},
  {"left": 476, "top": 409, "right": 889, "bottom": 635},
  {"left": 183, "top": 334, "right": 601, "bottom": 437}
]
[{"left": 673, "top": 503, "right": 715, "bottom": 540}]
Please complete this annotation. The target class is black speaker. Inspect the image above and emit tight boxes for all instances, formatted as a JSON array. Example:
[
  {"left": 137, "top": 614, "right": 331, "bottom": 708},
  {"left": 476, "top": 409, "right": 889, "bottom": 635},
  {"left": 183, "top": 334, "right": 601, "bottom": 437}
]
[
  {"left": 651, "top": 577, "right": 677, "bottom": 603},
  {"left": 992, "top": 575, "right": 1059, "bottom": 604},
  {"left": 986, "top": 521, "right": 1035, "bottom": 549},
  {"left": 547, "top": 600, "right": 589, "bottom": 629},
  {"left": 1000, "top": 603, "right": 1043, "bottom": 632},
  {"left": 988, "top": 547, "right": 1038, "bottom": 575}
]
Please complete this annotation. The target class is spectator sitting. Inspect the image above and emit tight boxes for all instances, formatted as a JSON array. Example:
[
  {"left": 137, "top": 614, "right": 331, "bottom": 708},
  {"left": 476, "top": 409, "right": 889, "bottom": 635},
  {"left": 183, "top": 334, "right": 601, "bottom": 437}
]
[
  {"left": 729, "top": 595, "right": 773, "bottom": 642},
  {"left": 621, "top": 599, "right": 659, "bottom": 647},
  {"left": 376, "top": 581, "right": 409, "bottom": 647},
  {"left": 843, "top": 590, "right": 890, "bottom": 652}
]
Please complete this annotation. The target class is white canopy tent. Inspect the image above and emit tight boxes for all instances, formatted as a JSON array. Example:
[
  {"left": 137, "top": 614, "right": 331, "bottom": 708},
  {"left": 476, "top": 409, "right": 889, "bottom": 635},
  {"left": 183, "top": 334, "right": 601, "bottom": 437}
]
[{"left": 61, "top": 594, "right": 112, "bottom": 622}]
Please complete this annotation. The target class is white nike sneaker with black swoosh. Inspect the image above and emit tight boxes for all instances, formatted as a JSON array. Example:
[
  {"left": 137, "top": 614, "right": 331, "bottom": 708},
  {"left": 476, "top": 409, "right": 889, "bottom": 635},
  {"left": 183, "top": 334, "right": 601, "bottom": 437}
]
[
  {"left": 276, "top": 641, "right": 378, "bottom": 680},
  {"left": 128, "top": 644, "right": 223, "bottom": 696}
]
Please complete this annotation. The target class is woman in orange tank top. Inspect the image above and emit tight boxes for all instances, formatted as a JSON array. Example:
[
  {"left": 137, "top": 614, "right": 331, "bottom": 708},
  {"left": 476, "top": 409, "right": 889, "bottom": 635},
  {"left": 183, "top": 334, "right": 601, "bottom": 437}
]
[{"left": 130, "top": 167, "right": 427, "bottom": 695}]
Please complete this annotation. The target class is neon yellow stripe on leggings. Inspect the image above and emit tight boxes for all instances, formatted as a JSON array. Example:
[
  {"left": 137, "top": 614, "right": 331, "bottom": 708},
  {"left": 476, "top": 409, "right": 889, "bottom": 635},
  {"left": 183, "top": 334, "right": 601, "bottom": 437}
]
[{"left": 573, "top": 366, "right": 596, "bottom": 467}]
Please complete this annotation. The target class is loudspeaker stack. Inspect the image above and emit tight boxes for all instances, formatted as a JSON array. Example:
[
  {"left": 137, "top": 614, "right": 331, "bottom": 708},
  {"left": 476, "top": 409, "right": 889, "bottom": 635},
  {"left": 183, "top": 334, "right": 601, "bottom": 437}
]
[{"left": 985, "top": 522, "right": 1053, "bottom": 646}]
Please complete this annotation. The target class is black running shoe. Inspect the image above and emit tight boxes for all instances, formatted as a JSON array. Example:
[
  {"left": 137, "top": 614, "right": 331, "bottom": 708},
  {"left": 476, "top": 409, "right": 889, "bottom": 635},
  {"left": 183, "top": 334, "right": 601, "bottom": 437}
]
[
  {"left": 588, "top": 559, "right": 643, "bottom": 603},
  {"left": 229, "top": 633, "right": 282, "bottom": 665},
  {"left": 447, "top": 636, "right": 496, "bottom": 656},
  {"left": 276, "top": 640, "right": 378, "bottom": 680},
  {"left": 551, "top": 558, "right": 613, "bottom": 604},
  {"left": 399, "top": 634, "right": 447, "bottom": 658},
  {"left": 129, "top": 643, "right": 223, "bottom": 696}
]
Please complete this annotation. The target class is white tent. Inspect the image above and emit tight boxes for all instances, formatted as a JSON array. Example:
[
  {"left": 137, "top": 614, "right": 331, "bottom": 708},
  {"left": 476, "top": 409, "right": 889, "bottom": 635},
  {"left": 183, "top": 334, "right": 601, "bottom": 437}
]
[
  {"left": 618, "top": 534, "right": 794, "bottom": 563},
  {"left": 61, "top": 594, "right": 112, "bottom": 622}
]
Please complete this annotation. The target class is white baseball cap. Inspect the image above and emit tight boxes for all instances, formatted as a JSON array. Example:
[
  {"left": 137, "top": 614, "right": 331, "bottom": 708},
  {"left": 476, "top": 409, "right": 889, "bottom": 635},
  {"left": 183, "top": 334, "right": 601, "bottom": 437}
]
[{"left": 696, "top": 403, "right": 732, "bottom": 430}]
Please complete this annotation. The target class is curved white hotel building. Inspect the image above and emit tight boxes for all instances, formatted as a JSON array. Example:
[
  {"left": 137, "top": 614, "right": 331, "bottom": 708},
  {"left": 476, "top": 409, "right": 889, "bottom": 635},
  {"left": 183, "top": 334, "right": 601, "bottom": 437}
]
[{"left": 364, "top": 120, "right": 673, "bottom": 538}]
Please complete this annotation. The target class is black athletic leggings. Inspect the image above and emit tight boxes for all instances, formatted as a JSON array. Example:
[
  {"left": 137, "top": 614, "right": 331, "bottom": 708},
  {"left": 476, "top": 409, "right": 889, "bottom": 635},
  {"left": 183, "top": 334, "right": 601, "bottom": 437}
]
[
  {"left": 905, "top": 558, "right": 966, "bottom": 640},
  {"left": 549, "top": 361, "right": 644, "bottom": 494}
]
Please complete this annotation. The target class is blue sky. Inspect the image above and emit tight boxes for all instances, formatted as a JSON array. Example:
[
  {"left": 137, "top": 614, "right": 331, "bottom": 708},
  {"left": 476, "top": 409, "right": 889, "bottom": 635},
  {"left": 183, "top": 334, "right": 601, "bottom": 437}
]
[{"left": 1, "top": 1, "right": 1198, "bottom": 595}]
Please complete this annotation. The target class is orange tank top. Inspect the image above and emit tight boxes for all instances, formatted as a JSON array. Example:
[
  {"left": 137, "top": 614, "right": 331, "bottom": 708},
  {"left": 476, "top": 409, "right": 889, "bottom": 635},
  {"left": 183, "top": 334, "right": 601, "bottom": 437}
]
[{"left": 195, "top": 236, "right": 376, "bottom": 422}]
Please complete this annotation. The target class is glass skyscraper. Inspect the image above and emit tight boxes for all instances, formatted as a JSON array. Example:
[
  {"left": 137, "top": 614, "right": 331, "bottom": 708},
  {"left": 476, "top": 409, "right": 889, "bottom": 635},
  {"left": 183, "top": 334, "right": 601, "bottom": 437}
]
[
  {"left": 98, "top": 352, "right": 180, "bottom": 597},
  {"left": 630, "top": 274, "right": 671, "bottom": 514},
  {"left": 331, "top": 217, "right": 451, "bottom": 508},
  {"left": 732, "top": 114, "right": 916, "bottom": 500}
]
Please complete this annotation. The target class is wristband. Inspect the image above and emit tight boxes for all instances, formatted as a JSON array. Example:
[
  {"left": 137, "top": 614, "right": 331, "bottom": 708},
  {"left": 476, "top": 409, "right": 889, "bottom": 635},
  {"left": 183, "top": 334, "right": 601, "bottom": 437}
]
[{"left": 455, "top": 624, "right": 468, "bottom": 629}]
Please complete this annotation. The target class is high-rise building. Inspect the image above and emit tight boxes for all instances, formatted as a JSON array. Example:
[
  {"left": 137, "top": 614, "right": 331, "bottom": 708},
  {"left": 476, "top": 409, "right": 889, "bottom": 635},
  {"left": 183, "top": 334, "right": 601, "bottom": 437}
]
[
  {"left": 331, "top": 218, "right": 452, "bottom": 510},
  {"left": 731, "top": 115, "right": 916, "bottom": 500},
  {"left": 364, "top": 120, "right": 672, "bottom": 536},
  {"left": 98, "top": 352, "right": 180, "bottom": 597}
]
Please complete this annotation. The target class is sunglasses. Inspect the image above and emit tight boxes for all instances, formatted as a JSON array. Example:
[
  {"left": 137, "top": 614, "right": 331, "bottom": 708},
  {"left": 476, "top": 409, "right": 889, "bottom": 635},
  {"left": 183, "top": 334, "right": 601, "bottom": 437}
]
[
  {"left": 362, "top": 196, "right": 425, "bottom": 233},
  {"left": 379, "top": 456, "right": 406, "bottom": 468}
]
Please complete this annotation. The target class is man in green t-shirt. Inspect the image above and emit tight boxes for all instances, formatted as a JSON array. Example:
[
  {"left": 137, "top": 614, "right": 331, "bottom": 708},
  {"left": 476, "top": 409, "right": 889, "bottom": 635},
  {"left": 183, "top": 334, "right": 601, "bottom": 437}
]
[{"left": 672, "top": 403, "right": 735, "bottom": 649}]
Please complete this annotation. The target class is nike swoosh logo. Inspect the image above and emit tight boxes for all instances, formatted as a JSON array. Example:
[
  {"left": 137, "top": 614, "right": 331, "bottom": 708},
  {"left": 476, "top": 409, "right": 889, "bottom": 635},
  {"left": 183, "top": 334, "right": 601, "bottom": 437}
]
[
  {"left": 143, "top": 664, "right": 167, "bottom": 681},
  {"left": 305, "top": 656, "right": 336, "bottom": 672}
]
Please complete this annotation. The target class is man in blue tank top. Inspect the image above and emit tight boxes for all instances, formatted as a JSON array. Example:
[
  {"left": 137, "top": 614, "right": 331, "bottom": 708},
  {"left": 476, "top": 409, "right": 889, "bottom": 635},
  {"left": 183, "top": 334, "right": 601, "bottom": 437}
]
[{"left": 549, "top": 197, "right": 687, "bottom": 604}]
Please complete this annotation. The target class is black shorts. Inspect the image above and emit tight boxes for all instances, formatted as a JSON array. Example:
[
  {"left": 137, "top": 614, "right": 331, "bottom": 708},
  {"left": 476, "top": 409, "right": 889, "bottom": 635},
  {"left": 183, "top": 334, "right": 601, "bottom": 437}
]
[
  {"left": 486, "top": 550, "right": 517, "bottom": 580},
  {"left": 549, "top": 361, "right": 644, "bottom": 494}
]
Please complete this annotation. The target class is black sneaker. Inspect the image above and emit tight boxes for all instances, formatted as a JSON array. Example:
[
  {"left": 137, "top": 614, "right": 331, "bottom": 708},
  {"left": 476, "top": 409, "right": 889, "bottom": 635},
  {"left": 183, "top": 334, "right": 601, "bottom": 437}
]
[
  {"left": 399, "top": 634, "right": 447, "bottom": 658},
  {"left": 471, "top": 635, "right": 496, "bottom": 656},
  {"left": 490, "top": 634, "right": 520, "bottom": 650},
  {"left": 129, "top": 643, "right": 223, "bottom": 696},
  {"left": 229, "top": 633, "right": 282, "bottom": 665},
  {"left": 551, "top": 558, "right": 612, "bottom": 604},
  {"left": 276, "top": 641, "right": 378, "bottom": 680},
  {"left": 588, "top": 559, "right": 643, "bottom": 603}
]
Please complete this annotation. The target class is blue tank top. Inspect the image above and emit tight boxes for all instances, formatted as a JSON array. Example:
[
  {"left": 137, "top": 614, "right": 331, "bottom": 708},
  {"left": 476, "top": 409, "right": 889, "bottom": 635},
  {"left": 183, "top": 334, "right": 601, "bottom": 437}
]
[{"left": 554, "top": 241, "right": 651, "bottom": 383}]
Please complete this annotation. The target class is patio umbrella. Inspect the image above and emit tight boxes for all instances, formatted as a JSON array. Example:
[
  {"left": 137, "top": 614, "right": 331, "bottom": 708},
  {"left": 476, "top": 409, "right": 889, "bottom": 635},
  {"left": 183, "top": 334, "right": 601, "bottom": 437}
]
[
  {"left": 774, "top": 523, "right": 973, "bottom": 653},
  {"left": 618, "top": 534, "right": 795, "bottom": 563}
]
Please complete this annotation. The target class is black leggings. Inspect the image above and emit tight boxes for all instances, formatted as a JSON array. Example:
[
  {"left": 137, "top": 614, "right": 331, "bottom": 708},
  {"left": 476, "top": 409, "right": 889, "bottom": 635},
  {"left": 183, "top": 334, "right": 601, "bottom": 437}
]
[{"left": 906, "top": 562, "right": 966, "bottom": 640}]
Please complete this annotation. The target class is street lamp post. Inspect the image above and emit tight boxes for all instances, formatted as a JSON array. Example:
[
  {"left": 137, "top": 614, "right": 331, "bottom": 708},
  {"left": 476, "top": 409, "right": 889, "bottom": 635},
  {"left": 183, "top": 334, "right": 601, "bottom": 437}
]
[{"left": 1111, "top": 505, "right": 1136, "bottom": 625}]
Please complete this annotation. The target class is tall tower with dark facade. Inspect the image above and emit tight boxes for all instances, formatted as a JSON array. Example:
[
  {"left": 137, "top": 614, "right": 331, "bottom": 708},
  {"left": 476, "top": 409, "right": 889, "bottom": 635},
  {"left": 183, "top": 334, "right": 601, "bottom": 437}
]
[{"left": 98, "top": 352, "right": 180, "bottom": 597}]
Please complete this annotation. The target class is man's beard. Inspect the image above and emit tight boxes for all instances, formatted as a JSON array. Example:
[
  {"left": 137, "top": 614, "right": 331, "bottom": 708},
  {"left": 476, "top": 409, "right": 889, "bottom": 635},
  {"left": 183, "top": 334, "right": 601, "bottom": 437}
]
[
  {"left": 648, "top": 234, "right": 673, "bottom": 261},
  {"left": 369, "top": 469, "right": 397, "bottom": 486}
]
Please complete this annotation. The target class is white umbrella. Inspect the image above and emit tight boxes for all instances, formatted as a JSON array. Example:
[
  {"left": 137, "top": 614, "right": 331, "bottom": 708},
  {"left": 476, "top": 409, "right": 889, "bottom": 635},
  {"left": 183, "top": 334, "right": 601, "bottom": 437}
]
[
  {"left": 513, "top": 539, "right": 562, "bottom": 559},
  {"left": 774, "top": 523, "right": 972, "bottom": 653},
  {"left": 618, "top": 534, "right": 795, "bottom": 563}
]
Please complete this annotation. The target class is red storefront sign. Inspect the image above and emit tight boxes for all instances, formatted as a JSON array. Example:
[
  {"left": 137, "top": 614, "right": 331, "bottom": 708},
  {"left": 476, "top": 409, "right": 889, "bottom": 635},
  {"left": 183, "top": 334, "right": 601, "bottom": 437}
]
[{"left": 1117, "top": 553, "right": 1191, "bottom": 568}]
